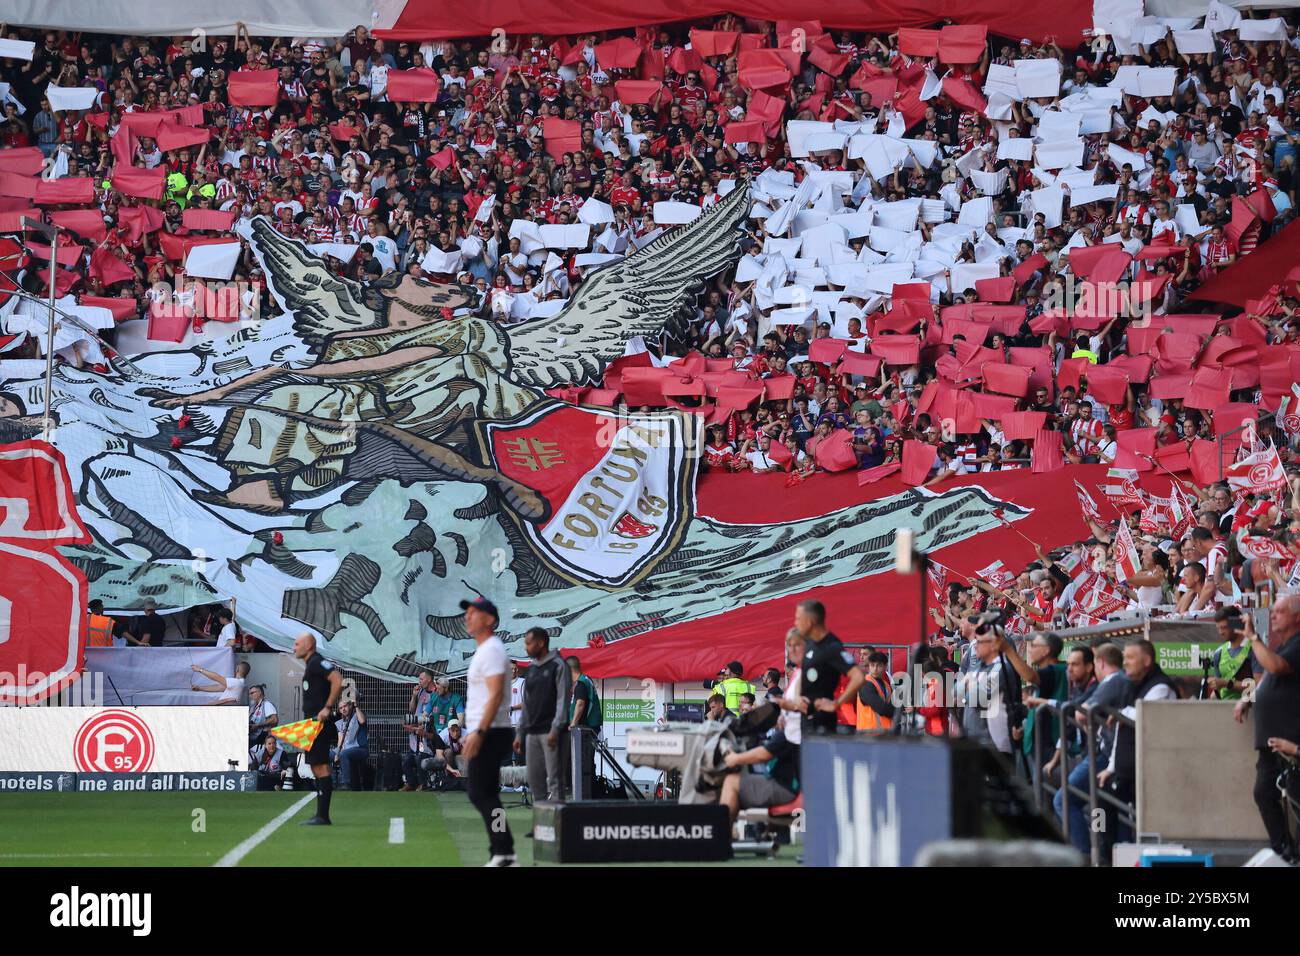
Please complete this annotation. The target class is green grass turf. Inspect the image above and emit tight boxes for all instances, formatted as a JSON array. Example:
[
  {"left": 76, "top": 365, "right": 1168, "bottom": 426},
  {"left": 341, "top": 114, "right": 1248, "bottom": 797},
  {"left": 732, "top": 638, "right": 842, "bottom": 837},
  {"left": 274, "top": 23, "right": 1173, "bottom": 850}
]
[{"left": 0, "top": 790, "right": 797, "bottom": 867}]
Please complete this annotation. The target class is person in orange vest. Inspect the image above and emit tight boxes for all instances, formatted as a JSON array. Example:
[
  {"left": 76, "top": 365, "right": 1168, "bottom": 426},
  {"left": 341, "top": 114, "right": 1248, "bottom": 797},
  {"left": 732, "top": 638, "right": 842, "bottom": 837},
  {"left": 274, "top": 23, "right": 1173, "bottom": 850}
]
[
  {"left": 856, "top": 651, "right": 895, "bottom": 732},
  {"left": 87, "top": 600, "right": 115, "bottom": 648}
]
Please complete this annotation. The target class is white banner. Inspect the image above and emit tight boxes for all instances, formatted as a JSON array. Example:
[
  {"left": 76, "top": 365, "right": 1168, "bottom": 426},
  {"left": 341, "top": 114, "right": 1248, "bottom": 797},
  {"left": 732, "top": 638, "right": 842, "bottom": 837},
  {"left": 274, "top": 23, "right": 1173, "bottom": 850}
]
[
  {"left": 85, "top": 646, "right": 236, "bottom": 706},
  {"left": 0, "top": 706, "right": 248, "bottom": 772}
]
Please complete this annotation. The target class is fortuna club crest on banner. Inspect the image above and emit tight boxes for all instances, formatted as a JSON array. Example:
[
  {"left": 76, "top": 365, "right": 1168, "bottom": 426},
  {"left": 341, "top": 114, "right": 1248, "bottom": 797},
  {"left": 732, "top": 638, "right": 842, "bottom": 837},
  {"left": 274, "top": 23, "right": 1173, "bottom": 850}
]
[{"left": 477, "top": 403, "right": 697, "bottom": 589}]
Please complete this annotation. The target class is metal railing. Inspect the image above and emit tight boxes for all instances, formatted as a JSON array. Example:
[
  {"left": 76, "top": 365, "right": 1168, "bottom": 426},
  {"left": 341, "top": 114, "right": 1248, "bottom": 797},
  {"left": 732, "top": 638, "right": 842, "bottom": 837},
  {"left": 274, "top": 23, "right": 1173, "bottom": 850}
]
[{"left": 1029, "top": 700, "right": 1136, "bottom": 866}]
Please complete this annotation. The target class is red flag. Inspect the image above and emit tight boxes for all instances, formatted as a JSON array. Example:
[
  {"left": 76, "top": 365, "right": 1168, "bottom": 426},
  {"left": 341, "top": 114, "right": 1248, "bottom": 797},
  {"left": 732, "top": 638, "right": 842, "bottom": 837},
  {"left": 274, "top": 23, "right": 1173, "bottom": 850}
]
[
  {"left": 981, "top": 362, "right": 1032, "bottom": 398},
  {"left": 1225, "top": 444, "right": 1286, "bottom": 498},
  {"left": 975, "top": 276, "right": 1015, "bottom": 303},
  {"left": 941, "top": 76, "right": 987, "bottom": 113},
  {"left": 857, "top": 461, "right": 902, "bottom": 485},
  {"left": 227, "top": 70, "right": 280, "bottom": 107},
  {"left": 111, "top": 165, "right": 166, "bottom": 200},
  {"left": 1075, "top": 481, "right": 1101, "bottom": 522},
  {"left": 615, "top": 81, "right": 665, "bottom": 105},
  {"left": 182, "top": 209, "right": 237, "bottom": 232},
  {"left": 1239, "top": 536, "right": 1294, "bottom": 561},
  {"left": 1000, "top": 411, "right": 1047, "bottom": 441},
  {"left": 768, "top": 439, "right": 794, "bottom": 471},
  {"left": 155, "top": 124, "right": 211, "bottom": 152},
  {"left": 814, "top": 431, "right": 858, "bottom": 472},
  {"left": 724, "top": 121, "right": 766, "bottom": 145},
  {"left": 808, "top": 337, "right": 849, "bottom": 365},
  {"left": 1114, "top": 428, "right": 1156, "bottom": 473},
  {"left": 33, "top": 178, "right": 95, "bottom": 205},
  {"left": 119, "top": 205, "right": 165, "bottom": 243},
  {"left": 902, "top": 440, "right": 935, "bottom": 485},
  {"left": 975, "top": 559, "right": 1015, "bottom": 591},
  {"left": 1102, "top": 467, "right": 1144, "bottom": 508},
  {"left": 898, "top": 28, "right": 940, "bottom": 57},
  {"left": 89, "top": 246, "right": 135, "bottom": 286},
  {"left": 689, "top": 30, "right": 740, "bottom": 58},
  {"left": 386, "top": 69, "right": 441, "bottom": 102},
  {"left": 48, "top": 209, "right": 106, "bottom": 243},
  {"left": 938, "top": 25, "right": 988, "bottom": 64},
  {"left": 1113, "top": 520, "right": 1141, "bottom": 582},
  {"left": 1030, "top": 428, "right": 1064, "bottom": 473},
  {"left": 542, "top": 118, "right": 582, "bottom": 161}
]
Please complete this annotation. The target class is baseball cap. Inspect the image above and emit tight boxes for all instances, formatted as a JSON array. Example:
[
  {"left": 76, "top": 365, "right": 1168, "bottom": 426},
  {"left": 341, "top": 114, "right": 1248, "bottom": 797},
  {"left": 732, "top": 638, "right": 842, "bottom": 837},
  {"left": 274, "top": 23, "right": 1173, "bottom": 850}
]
[
  {"left": 447, "top": 718, "right": 461, "bottom": 727},
  {"left": 459, "top": 596, "right": 499, "bottom": 620}
]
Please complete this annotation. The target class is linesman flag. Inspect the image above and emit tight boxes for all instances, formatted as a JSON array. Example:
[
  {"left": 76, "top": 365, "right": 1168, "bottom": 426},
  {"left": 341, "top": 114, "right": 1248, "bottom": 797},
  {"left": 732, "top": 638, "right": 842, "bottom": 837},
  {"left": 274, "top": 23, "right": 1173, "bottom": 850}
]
[{"left": 270, "top": 719, "right": 323, "bottom": 751}]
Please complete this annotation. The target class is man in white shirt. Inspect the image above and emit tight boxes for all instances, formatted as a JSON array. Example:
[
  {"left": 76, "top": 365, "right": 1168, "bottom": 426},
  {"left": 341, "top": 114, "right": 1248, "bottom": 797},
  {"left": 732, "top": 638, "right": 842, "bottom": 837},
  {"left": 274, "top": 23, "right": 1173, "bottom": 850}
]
[
  {"left": 460, "top": 595, "right": 517, "bottom": 866},
  {"left": 1149, "top": 201, "right": 1183, "bottom": 242},
  {"left": 745, "top": 435, "right": 780, "bottom": 472},
  {"left": 216, "top": 607, "right": 238, "bottom": 647}
]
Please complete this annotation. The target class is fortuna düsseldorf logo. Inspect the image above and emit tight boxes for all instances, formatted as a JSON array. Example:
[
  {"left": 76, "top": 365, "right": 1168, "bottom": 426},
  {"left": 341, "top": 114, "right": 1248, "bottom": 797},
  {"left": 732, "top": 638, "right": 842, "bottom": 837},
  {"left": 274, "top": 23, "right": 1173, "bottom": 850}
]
[{"left": 73, "top": 710, "right": 155, "bottom": 773}]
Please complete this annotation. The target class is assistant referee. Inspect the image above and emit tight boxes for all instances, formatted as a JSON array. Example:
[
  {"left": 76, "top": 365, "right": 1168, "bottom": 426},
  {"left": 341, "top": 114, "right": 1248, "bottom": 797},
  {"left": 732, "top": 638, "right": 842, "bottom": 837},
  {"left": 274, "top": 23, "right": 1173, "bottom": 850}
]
[{"left": 294, "top": 633, "right": 343, "bottom": 826}]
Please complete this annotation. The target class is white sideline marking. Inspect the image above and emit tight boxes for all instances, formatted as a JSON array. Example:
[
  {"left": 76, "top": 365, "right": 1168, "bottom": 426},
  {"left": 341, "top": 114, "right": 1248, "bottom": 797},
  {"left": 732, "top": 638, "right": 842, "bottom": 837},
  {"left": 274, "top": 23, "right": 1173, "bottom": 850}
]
[
  {"left": 389, "top": 817, "right": 405, "bottom": 844},
  {"left": 214, "top": 793, "right": 315, "bottom": 867}
]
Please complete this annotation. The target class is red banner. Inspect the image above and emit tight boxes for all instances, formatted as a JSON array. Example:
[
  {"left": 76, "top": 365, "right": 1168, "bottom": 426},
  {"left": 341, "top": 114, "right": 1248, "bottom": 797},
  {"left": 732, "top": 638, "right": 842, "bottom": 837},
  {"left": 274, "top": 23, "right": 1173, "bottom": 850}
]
[
  {"left": 386, "top": 68, "right": 442, "bottom": 102},
  {"left": 227, "top": 70, "right": 281, "bottom": 107}
]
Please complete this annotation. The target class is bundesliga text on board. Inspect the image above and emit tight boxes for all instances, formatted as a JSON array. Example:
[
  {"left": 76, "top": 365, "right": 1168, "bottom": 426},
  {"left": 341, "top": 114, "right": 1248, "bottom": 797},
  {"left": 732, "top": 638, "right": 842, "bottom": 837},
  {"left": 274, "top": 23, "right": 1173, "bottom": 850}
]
[
  {"left": 49, "top": 886, "right": 151, "bottom": 937},
  {"left": 582, "top": 825, "right": 716, "bottom": 841}
]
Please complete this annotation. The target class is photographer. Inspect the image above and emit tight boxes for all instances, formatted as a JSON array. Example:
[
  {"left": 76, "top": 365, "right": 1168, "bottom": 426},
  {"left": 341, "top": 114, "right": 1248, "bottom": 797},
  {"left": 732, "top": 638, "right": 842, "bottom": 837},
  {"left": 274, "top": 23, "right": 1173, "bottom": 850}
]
[
  {"left": 705, "top": 661, "right": 755, "bottom": 713},
  {"left": 250, "top": 735, "right": 285, "bottom": 791},
  {"left": 248, "top": 684, "right": 278, "bottom": 747},
  {"left": 333, "top": 700, "right": 369, "bottom": 791},
  {"left": 1205, "top": 607, "right": 1256, "bottom": 700}
]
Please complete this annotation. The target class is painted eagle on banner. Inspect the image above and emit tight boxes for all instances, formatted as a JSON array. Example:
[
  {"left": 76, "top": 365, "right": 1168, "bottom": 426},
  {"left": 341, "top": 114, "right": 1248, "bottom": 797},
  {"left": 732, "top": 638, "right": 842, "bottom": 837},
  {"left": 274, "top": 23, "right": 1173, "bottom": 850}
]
[{"left": 0, "top": 185, "right": 1029, "bottom": 677}]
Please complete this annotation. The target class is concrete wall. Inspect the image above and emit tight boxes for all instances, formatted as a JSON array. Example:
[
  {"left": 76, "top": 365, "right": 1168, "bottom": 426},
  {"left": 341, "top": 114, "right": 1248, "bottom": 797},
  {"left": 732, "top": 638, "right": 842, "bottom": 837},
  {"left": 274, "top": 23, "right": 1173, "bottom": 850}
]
[
  {"left": 237, "top": 652, "right": 304, "bottom": 723},
  {"left": 1137, "top": 700, "right": 1268, "bottom": 843}
]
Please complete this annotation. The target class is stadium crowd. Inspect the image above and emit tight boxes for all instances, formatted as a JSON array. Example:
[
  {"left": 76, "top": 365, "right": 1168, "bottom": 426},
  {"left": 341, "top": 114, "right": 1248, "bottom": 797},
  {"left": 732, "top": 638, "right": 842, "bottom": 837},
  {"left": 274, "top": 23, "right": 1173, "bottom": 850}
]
[{"left": 3, "top": 9, "right": 1300, "bottom": 859}]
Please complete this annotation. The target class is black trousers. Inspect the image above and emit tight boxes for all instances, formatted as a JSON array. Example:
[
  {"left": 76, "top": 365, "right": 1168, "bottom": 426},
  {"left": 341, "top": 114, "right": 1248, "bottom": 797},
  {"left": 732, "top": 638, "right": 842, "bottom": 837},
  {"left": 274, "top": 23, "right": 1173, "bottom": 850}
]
[
  {"left": 1254, "top": 748, "right": 1299, "bottom": 856},
  {"left": 466, "top": 728, "right": 515, "bottom": 857}
]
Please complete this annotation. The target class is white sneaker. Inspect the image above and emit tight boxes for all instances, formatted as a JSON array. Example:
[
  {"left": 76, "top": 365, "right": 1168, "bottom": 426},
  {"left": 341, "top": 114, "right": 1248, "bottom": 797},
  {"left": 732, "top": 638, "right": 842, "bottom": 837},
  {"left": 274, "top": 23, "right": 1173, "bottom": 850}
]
[{"left": 483, "top": 854, "right": 519, "bottom": 867}]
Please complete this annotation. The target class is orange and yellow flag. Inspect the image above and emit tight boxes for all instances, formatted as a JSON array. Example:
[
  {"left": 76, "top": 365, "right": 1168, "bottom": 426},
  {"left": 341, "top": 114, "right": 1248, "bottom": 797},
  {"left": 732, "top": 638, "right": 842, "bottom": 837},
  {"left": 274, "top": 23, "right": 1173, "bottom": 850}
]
[{"left": 269, "top": 719, "right": 323, "bottom": 751}]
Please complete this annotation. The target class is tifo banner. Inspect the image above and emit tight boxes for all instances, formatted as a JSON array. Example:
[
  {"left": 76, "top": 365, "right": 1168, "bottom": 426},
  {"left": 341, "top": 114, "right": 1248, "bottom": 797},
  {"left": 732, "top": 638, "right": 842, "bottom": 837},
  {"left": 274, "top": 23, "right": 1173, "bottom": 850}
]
[
  {"left": 380, "top": 0, "right": 1090, "bottom": 45},
  {"left": 6, "top": 190, "right": 1068, "bottom": 682},
  {"left": 0, "top": 707, "right": 248, "bottom": 773},
  {"left": 0, "top": 440, "right": 90, "bottom": 704},
  {"left": 85, "top": 647, "right": 237, "bottom": 706}
]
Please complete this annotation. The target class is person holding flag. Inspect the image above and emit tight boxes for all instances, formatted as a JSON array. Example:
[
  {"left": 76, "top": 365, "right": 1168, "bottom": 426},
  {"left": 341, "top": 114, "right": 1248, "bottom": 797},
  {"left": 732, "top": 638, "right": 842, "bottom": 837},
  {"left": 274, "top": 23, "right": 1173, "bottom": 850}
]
[{"left": 294, "top": 632, "right": 343, "bottom": 826}]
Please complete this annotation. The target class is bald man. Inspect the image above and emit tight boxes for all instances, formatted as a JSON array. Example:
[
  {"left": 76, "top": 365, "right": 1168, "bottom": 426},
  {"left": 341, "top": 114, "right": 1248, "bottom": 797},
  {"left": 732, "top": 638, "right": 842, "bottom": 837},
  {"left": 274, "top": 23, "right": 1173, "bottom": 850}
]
[
  {"left": 295, "top": 633, "right": 343, "bottom": 826},
  {"left": 1235, "top": 594, "right": 1300, "bottom": 859}
]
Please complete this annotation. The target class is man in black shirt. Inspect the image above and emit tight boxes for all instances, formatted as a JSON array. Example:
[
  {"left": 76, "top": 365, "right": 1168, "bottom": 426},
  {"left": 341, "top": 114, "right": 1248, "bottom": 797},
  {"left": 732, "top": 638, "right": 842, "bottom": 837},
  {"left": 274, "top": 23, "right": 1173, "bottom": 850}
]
[
  {"left": 294, "top": 632, "right": 343, "bottom": 826},
  {"left": 1236, "top": 596, "right": 1300, "bottom": 858},
  {"left": 513, "top": 627, "right": 571, "bottom": 802},
  {"left": 720, "top": 730, "right": 799, "bottom": 822},
  {"left": 127, "top": 598, "right": 167, "bottom": 646},
  {"left": 794, "top": 599, "right": 864, "bottom": 734}
]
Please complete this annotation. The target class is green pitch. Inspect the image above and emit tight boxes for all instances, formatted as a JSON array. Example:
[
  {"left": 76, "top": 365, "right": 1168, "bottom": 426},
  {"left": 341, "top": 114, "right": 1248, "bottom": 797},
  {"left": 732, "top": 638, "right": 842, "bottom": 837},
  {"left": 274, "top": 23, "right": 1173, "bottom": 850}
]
[{"left": 0, "top": 791, "right": 795, "bottom": 867}]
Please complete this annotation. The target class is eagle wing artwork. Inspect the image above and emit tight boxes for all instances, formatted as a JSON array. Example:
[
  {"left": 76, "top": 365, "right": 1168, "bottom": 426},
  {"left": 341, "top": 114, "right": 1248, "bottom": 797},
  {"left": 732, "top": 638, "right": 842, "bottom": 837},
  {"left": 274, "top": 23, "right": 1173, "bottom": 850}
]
[{"left": 0, "top": 184, "right": 1029, "bottom": 677}]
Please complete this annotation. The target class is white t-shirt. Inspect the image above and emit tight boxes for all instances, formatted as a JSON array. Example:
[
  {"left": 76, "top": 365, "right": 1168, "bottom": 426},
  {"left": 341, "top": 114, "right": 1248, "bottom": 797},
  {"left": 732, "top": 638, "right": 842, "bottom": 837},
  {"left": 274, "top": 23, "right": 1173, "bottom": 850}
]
[
  {"left": 509, "top": 676, "right": 525, "bottom": 728},
  {"left": 218, "top": 677, "right": 246, "bottom": 704},
  {"left": 249, "top": 697, "right": 277, "bottom": 726},
  {"left": 218, "top": 622, "right": 237, "bottom": 647},
  {"left": 783, "top": 667, "right": 803, "bottom": 745},
  {"left": 466, "top": 635, "right": 512, "bottom": 730}
]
